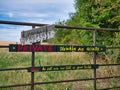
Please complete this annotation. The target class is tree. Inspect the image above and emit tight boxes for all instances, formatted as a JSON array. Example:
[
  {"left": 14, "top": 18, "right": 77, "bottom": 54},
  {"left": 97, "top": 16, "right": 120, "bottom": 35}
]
[{"left": 54, "top": 0, "right": 120, "bottom": 46}]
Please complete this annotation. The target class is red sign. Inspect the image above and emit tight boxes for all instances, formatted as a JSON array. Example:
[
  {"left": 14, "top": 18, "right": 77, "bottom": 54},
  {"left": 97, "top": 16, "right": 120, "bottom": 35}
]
[{"left": 9, "top": 44, "right": 106, "bottom": 52}]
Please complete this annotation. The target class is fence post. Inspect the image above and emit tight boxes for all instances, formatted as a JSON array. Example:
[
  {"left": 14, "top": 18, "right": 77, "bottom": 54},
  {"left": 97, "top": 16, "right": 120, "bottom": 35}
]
[
  {"left": 31, "top": 25, "right": 35, "bottom": 90},
  {"left": 93, "top": 30, "right": 97, "bottom": 90}
]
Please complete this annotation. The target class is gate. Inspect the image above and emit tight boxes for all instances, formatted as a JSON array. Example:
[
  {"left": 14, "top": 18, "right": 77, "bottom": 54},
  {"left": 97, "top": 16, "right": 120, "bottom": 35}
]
[{"left": 0, "top": 20, "right": 120, "bottom": 90}]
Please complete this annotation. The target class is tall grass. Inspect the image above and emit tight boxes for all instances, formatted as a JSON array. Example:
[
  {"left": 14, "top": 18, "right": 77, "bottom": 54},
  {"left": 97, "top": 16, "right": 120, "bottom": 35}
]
[{"left": 0, "top": 49, "right": 119, "bottom": 90}]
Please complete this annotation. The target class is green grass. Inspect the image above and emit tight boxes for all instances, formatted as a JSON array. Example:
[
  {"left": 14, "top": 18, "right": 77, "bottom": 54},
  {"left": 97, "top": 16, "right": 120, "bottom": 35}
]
[{"left": 0, "top": 49, "right": 119, "bottom": 90}]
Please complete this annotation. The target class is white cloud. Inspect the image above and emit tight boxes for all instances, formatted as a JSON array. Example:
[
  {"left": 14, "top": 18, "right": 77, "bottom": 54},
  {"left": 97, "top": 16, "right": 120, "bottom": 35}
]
[
  {"left": 7, "top": 12, "right": 14, "bottom": 17},
  {"left": 0, "top": 26, "right": 32, "bottom": 41},
  {"left": 0, "top": 0, "right": 75, "bottom": 21},
  {"left": 27, "top": 19, "right": 56, "bottom": 24},
  {"left": 0, "top": 0, "right": 75, "bottom": 11},
  {"left": 0, "top": 0, "right": 75, "bottom": 41},
  {"left": 1, "top": 0, "right": 74, "bottom": 5},
  {"left": 8, "top": 12, "right": 48, "bottom": 18}
]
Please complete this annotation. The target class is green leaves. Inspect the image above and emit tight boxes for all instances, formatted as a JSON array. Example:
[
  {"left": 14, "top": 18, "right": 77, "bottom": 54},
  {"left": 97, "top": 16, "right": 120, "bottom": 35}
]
[{"left": 54, "top": 0, "right": 120, "bottom": 47}]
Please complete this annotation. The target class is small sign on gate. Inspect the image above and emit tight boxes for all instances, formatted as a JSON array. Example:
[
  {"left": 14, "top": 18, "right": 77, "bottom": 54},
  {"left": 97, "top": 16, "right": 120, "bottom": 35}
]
[{"left": 28, "top": 64, "right": 99, "bottom": 72}]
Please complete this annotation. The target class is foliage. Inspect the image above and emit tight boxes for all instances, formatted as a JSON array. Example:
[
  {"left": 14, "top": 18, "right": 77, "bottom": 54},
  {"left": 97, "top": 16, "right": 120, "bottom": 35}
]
[
  {"left": 106, "top": 32, "right": 120, "bottom": 63},
  {"left": 53, "top": 0, "right": 120, "bottom": 63},
  {"left": 54, "top": 0, "right": 120, "bottom": 45}
]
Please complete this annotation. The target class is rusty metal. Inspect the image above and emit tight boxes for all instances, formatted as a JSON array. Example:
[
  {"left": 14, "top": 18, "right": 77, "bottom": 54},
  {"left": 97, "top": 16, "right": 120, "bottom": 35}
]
[
  {"left": 0, "top": 76, "right": 120, "bottom": 88},
  {"left": 106, "top": 46, "right": 120, "bottom": 49},
  {"left": 1, "top": 45, "right": 120, "bottom": 49},
  {"left": 93, "top": 30, "right": 97, "bottom": 90},
  {"left": 99, "top": 64, "right": 120, "bottom": 66},
  {"left": 0, "top": 67, "right": 27, "bottom": 71},
  {"left": 0, "top": 20, "right": 47, "bottom": 26},
  {"left": 97, "top": 86, "right": 120, "bottom": 90},
  {"left": 0, "top": 64, "right": 119, "bottom": 72},
  {"left": 55, "top": 25, "right": 120, "bottom": 31},
  {"left": 31, "top": 26, "right": 35, "bottom": 90},
  {"left": 0, "top": 20, "right": 120, "bottom": 31},
  {"left": 0, "top": 45, "right": 9, "bottom": 48}
]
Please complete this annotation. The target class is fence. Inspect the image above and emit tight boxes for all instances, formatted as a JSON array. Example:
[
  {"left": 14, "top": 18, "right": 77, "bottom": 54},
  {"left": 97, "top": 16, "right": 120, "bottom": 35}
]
[{"left": 0, "top": 20, "right": 120, "bottom": 90}]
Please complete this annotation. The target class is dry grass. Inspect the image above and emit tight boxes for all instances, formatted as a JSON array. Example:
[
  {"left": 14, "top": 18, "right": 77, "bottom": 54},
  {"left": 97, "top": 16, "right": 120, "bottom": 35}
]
[
  {"left": 0, "top": 45, "right": 120, "bottom": 90},
  {"left": 0, "top": 40, "right": 19, "bottom": 45}
]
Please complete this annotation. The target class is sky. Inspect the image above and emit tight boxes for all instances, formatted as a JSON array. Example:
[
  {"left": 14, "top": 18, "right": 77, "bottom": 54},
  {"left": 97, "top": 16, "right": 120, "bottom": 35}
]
[{"left": 0, "top": 0, "right": 75, "bottom": 42}]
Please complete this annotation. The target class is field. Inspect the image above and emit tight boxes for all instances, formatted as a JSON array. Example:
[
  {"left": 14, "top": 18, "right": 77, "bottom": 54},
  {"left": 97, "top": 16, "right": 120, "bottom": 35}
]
[
  {"left": 0, "top": 40, "right": 19, "bottom": 45},
  {"left": 0, "top": 41, "right": 120, "bottom": 90}
]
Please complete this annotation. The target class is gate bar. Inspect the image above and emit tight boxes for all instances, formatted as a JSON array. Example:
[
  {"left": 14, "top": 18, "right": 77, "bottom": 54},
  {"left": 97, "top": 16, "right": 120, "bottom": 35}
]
[
  {"left": 0, "top": 67, "right": 27, "bottom": 71},
  {"left": 93, "top": 30, "right": 97, "bottom": 90},
  {"left": 0, "top": 20, "right": 119, "bottom": 31},
  {"left": 1, "top": 45, "right": 120, "bottom": 49},
  {"left": 0, "top": 76, "right": 120, "bottom": 88},
  {"left": 98, "top": 86, "right": 120, "bottom": 90},
  {"left": 0, "top": 45, "right": 9, "bottom": 48},
  {"left": 0, "top": 64, "right": 119, "bottom": 71},
  {"left": 31, "top": 26, "right": 35, "bottom": 90}
]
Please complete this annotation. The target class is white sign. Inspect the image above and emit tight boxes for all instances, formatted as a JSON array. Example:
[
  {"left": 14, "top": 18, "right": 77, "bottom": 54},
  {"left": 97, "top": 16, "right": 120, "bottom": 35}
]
[{"left": 20, "top": 25, "right": 55, "bottom": 45}]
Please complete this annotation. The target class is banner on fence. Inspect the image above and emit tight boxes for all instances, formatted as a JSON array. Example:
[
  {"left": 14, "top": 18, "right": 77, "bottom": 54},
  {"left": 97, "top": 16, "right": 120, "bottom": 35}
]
[
  {"left": 9, "top": 44, "right": 106, "bottom": 52},
  {"left": 28, "top": 64, "right": 99, "bottom": 72}
]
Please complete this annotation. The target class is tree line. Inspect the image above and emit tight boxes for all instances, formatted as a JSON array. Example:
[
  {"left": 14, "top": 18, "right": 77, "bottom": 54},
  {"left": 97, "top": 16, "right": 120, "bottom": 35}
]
[{"left": 51, "top": 0, "right": 120, "bottom": 63}]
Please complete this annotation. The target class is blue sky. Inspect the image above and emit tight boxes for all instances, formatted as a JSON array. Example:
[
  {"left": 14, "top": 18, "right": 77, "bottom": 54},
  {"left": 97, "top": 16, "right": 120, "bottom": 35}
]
[{"left": 0, "top": 0, "right": 75, "bottom": 41}]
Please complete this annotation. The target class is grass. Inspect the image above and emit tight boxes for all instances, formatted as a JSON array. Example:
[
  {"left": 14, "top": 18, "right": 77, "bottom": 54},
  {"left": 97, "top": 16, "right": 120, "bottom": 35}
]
[{"left": 0, "top": 48, "right": 120, "bottom": 90}]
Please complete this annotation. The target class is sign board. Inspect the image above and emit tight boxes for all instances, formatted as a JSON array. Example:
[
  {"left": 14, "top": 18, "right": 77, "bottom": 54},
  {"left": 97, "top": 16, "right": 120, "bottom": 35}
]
[
  {"left": 20, "top": 25, "right": 55, "bottom": 45},
  {"left": 28, "top": 64, "right": 99, "bottom": 72},
  {"left": 9, "top": 44, "right": 106, "bottom": 52}
]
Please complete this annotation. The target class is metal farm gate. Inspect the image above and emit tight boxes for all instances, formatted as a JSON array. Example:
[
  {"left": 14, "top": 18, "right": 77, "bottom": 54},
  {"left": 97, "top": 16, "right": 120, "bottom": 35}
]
[{"left": 0, "top": 20, "right": 120, "bottom": 90}]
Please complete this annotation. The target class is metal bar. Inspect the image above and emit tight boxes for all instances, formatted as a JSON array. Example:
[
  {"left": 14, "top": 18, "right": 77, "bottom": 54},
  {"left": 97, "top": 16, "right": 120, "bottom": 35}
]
[
  {"left": 0, "top": 20, "right": 119, "bottom": 31},
  {"left": 0, "top": 83, "right": 31, "bottom": 88},
  {"left": 46, "top": 25, "right": 48, "bottom": 41},
  {"left": 0, "top": 20, "right": 47, "bottom": 26},
  {"left": 93, "top": 30, "right": 97, "bottom": 90},
  {"left": 0, "top": 64, "right": 119, "bottom": 72},
  {"left": 34, "top": 76, "right": 120, "bottom": 85},
  {"left": 106, "top": 46, "right": 120, "bottom": 49},
  {"left": 55, "top": 25, "right": 120, "bottom": 31},
  {"left": 0, "top": 45, "right": 9, "bottom": 48},
  {"left": 96, "top": 76, "right": 120, "bottom": 79},
  {"left": 31, "top": 26, "right": 35, "bottom": 90},
  {"left": 1, "top": 45, "right": 120, "bottom": 49},
  {"left": 0, "top": 45, "right": 120, "bottom": 49},
  {"left": 34, "top": 78, "right": 95, "bottom": 85},
  {"left": 97, "top": 86, "right": 120, "bottom": 90},
  {"left": 0, "top": 76, "right": 120, "bottom": 88},
  {"left": 0, "top": 67, "right": 28, "bottom": 71},
  {"left": 99, "top": 64, "right": 120, "bottom": 66}
]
